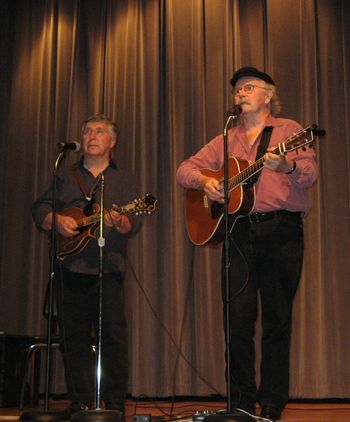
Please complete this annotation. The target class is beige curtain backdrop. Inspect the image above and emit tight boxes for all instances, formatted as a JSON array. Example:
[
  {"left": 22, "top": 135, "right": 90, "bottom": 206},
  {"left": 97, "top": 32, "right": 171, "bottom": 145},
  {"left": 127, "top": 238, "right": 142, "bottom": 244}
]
[{"left": 0, "top": 0, "right": 349, "bottom": 399}]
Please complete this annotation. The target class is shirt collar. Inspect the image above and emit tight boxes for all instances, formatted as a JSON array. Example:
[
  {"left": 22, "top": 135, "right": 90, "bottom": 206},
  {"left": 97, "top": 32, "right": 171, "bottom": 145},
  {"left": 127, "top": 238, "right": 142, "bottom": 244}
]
[
  {"left": 75, "top": 157, "right": 118, "bottom": 171},
  {"left": 264, "top": 114, "right": 281, "bottom": 128}
]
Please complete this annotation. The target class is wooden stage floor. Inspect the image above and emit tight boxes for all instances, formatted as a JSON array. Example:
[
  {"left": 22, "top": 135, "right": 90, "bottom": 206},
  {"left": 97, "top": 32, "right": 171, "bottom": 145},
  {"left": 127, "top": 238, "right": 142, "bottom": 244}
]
[{"left": 0, "top": 399, "right": 350, "bottom": 421}]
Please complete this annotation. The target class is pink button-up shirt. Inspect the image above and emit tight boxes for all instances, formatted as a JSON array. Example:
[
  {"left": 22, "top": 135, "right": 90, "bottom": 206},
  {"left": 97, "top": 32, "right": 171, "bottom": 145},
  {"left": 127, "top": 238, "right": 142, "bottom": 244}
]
[{"left": 176, "top": 116, "right": 319, "bottom": 214}]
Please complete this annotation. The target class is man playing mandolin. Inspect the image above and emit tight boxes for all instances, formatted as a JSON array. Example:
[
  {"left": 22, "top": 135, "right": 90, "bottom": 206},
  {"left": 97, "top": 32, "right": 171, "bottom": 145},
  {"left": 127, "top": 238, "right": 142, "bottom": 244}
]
[
  {"left": 32, "top": 114, "right": 142, "bottom": 415},
  {"left": 176, "top": 67, "right": 319, "bottom": 421}
]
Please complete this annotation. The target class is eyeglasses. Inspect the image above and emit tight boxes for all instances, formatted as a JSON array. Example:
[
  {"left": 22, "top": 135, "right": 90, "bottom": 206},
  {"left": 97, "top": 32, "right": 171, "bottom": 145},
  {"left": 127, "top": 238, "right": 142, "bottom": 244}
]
[{"left": 232, "top": 83, "right": 266, "bottom": 95}]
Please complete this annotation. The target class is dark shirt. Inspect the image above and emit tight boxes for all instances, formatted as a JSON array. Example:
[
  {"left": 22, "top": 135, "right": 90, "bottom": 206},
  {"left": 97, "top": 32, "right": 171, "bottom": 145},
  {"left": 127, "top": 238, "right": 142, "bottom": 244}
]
[{"left": 31, "top": 158, "right": 140, "bottom": 274}]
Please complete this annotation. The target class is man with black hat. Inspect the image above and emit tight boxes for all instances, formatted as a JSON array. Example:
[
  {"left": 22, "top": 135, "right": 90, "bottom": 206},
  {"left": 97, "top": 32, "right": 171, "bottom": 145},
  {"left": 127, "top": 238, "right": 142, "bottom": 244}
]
[{"left": 176, "top": 67, "right": 318, "bottom": 420}]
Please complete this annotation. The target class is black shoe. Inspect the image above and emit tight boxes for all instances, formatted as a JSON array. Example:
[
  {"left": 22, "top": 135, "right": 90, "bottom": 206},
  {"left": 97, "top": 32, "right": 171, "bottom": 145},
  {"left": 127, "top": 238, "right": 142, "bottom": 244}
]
[
  {"left": 260, "top": 404, "right": 282, "bottom": 421},
  {"left": 65, "top": 401, "right": 89, "bottom": 416},
  {"left": 104, "top": 400, "right": 124, "bottom": 413}
]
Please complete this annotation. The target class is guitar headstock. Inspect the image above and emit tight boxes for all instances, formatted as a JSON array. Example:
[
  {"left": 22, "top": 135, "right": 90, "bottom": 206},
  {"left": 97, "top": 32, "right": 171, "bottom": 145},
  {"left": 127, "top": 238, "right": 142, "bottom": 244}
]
[
  {"left": 277, "top": 125, "right": 326, "bottom": 154},
  {"left": 122, "top": 193, "right": 157, "bottom": 215}
]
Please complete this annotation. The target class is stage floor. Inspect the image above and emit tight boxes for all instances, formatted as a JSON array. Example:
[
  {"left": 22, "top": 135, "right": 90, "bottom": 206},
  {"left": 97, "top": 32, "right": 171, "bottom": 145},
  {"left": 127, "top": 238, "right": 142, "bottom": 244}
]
[{"left": 0, "top": 399, "right": 350, "bottom": 421}]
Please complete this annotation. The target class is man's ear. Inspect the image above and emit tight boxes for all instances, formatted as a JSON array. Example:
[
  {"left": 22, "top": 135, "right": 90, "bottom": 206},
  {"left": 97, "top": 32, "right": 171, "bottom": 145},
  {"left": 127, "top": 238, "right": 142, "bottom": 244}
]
[
  {"left": 111, "top": 138, "right": 117, "bottom": 149},
  {"left": 265, "top": 91, "right": 273, "bottom": 105}
]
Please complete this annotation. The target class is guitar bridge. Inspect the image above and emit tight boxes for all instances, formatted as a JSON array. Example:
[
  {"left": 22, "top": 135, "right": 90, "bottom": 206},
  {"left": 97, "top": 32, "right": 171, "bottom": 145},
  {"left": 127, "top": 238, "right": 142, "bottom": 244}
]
[{"left": 203, "top": 195, "right": 209, "bottom": 209}]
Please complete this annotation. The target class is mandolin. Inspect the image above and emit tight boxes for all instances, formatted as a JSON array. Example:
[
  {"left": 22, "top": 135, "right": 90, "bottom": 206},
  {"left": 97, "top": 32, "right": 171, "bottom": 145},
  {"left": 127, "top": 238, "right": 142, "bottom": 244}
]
[{"left": 57, "top": 193, "right": 157, "bottom": 259}]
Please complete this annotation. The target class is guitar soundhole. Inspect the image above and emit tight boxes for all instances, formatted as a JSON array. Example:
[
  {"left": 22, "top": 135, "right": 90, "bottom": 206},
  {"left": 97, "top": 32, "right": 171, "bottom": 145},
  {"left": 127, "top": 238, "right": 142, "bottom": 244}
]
[{"left": 211, "top": 201, "right": 223, "bottom": 219}]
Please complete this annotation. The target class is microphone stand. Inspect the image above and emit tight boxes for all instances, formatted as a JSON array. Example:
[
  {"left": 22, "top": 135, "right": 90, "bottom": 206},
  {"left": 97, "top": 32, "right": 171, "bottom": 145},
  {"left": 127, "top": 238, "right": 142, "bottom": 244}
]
[
  {"left": 20, "top": 151, "right": 69, "bottom": 422},
  {"left": 223, "top": 114, "right": 235, "bottom": 415},
  {"left": 204, "top": 109, "right": 254, "bottom": 422},
  {"left": 72, "top": 173, "right": 122, "bottom": 422},
  {"left": 223, "top": 112, "right": 251, "bottom": 419},
  {"left": 96, "top": 172, "right": 105, "bottom": 411}
]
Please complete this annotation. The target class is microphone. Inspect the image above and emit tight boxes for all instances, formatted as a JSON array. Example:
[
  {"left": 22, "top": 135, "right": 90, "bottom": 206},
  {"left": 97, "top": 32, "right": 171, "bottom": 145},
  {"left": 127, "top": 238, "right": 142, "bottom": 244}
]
[
  {"left": 226, "top": 104, "right": 243, "bottom": 117},
  {"left": 57, "top": 141, "right": 81, "bottom": 151}
]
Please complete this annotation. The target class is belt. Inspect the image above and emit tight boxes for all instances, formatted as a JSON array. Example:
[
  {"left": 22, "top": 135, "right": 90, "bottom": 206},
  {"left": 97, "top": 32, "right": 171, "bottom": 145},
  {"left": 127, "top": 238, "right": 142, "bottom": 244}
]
[{"left": 242, "top": 210, "right": 301, "bottom": 224}]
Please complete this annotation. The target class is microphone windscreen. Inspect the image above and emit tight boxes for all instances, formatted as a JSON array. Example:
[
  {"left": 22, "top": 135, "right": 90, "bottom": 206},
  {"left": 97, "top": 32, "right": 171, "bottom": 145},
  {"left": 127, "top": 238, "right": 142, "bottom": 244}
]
[{"left": 225, "top": 104, "right": 242, "bottom": 118}]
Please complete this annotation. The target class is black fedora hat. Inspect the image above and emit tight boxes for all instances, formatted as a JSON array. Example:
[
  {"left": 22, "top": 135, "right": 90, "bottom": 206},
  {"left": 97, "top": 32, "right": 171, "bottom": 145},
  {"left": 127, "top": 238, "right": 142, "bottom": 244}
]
[{"left": 230, "top": 66, "right": 275, "bottom": 87}]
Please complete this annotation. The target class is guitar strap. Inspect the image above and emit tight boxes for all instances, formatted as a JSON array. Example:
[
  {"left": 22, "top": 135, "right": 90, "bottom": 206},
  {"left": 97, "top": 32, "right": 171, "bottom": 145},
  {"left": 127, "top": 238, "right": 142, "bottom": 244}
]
[
  {"left": 247, "top": 125, "right": 273, "bottom": 185},
  {"left": 71, "top": 169, "right": 89, "bottom": 198},
  {"left": 71, "top": 169, "right": 101, "bottom": 215}
]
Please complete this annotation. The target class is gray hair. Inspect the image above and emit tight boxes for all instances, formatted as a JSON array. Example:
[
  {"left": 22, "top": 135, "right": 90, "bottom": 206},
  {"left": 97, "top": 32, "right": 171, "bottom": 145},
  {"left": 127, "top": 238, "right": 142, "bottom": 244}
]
[
  {"left": 265, "top": 83, "right": 282, "bottom": 116},
  {"left": 81, "top": 114, "right": 118, "bottom": 140}
]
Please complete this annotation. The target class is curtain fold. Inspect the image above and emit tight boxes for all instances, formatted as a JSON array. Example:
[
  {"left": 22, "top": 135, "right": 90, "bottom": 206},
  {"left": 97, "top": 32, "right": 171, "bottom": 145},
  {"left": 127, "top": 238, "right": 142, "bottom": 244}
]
[{"left": 0, "top": 0, "right": 349, "bottom": 399}]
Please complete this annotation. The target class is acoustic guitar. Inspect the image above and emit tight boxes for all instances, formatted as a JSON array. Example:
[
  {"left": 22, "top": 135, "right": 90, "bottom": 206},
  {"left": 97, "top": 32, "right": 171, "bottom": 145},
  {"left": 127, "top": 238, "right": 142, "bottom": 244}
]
[
  {"left": 57, "top": 193, "right": 157, "bottom": 259},
  {"left": 185, "top": 125, "right": 324, "bottom": 246}
]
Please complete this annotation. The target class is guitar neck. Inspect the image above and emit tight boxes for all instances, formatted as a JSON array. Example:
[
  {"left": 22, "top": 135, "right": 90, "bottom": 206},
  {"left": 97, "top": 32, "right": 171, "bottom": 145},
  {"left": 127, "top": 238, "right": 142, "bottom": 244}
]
[
  {"left": 228, "top": 156, "right": 265, "bottom": 190},
  {"left": 76, "top": 205, "right": 129, "bottom": 229},
  {"left": 228, "top": 126, "right": 313, "bottom": 190},
  {"left": 70, "top": 194, "right": 156, "bottom": 230}
]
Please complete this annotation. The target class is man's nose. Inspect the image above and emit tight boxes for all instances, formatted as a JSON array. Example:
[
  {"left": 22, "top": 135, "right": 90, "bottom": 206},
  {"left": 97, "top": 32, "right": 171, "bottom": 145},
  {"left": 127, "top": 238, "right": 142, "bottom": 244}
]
[{"left": 86, "top": 130, "right": 97, "bottom": 139}]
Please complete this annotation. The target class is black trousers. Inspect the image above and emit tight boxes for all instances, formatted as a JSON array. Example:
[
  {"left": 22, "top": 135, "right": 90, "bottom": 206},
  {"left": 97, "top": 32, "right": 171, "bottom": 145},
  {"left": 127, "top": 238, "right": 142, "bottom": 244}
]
[
  {"left": 222, "top": 211, "right": 304, "bottom": 411},
  {"left": 54, "top": 266, "right": 127, "bottom": 408}
]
